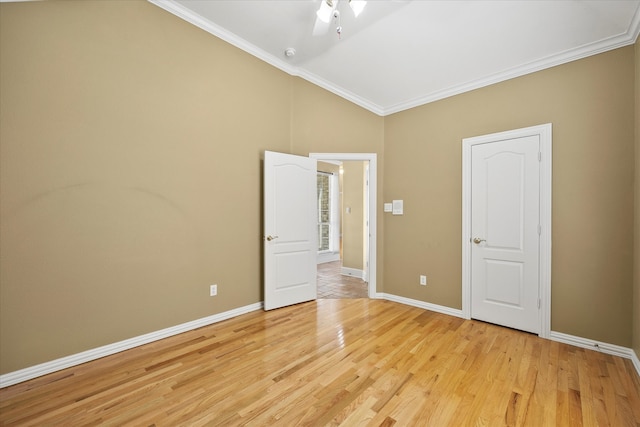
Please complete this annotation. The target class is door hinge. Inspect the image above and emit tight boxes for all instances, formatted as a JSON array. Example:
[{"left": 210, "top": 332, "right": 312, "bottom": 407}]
[
  {"left": 538, "top": 299, "right": 541, "bottom": 309},
  {"left": 538, "top": 224, "right": 542, "bottom": 235},
  {"left": 538, "top": 152, "right": 542, "bottom": 162}
]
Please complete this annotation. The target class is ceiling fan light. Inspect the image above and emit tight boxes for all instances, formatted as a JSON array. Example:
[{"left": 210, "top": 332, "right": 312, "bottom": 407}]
[
  {"left": 316, "top": 0, "right": 334, "bottom": 23},
  {"left": 349, "top": 0, "right": 366, "bottom": 17}
]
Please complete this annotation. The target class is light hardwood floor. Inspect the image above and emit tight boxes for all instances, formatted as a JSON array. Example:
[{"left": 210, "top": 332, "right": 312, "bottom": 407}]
[{"left": 1, "top": 299, "right": 639, "bottom": 426}]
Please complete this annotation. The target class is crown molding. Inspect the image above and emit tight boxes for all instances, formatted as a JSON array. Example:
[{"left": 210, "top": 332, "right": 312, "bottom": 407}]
[
  {"left": 294, "top": 67, "right": 385, "bottom": 116},
  {"left": 150, "top": 0, "right": 640, "bottom": 117},
  {"left": 148, "top": 0, "right": 297, "bottom": 76},
  {"left": 148, "top": 0, "right": 386, "bottom": 116},
  {"left": 383, "top": 4, "right": 640, "bottom": 116}
]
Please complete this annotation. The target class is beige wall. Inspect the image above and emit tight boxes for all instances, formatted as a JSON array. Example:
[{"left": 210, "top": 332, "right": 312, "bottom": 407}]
[
  {"left": 384, "top": 46, "right": 636, "bottom": 347},
  {"left": 342, "top": 161, "right": 365, "bottom": 270},
  {"left": 289, "top": 78, "right": 385, "bottom": 286},
  {"left": 634, "top": 38, "right": 640, "bottom": 359},
  {"left": 317, "top": 162, "right": 340, "bottom": 175},
  {"left": 0, "top": 1, "right": 382, "bottom": 374},
  {"left": 0, "top": 0, "right": 290, "bottom": 373},
  {"left": 0, "top": 0, "right": 637, "bottom": 375}
]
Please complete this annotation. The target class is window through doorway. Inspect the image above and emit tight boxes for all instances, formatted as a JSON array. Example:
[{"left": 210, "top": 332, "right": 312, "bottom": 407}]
[
  {"left": 317, "top": 172, "right": 331, "bottom": 252},
  {"left": 317, "top": 171, "right": 339, "bottom": 256}
]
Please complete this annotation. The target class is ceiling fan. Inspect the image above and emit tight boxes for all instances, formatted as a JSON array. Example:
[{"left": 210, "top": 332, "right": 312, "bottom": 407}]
[{"left": 313, "top": 0, "right": 367, "bottom": 38}]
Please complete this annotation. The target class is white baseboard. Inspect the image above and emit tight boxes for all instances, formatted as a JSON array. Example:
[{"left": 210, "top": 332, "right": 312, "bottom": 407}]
[
  {"left": 341, "top": 267, "right": 365, "bottom": 280},
  {"left": 381, "top": 293, "right": 640, "bottom": 379},
  {"left": 379, "top": 293, "right": 465, "bottom": 319},
  {"left": 317, "top": 252, "right": 340, "bottom": 264},
  {"left": 549, "top": 331, "right": 640, "bottom": 378},
  {"left": 633, "top": 349, "right": 640, "bottom": 377},
  {"left": 3, "top": 297, "right": 639, "bottom": 388},
  {"left": 0, "top": 302, "right": 263, "bottom": 388}
]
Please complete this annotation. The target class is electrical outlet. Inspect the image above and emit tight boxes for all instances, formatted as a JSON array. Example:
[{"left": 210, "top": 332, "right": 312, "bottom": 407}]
[
  {"left": 210, "top": 284, "right": 218, "bottom": 296},
  {"left": 419, "top": 275, "right": 427, "bottom": 286}
]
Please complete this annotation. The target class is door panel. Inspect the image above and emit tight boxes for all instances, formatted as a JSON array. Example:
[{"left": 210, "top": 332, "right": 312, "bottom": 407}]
[
  {"left": 471, "top": 136, "right": 540, "bottom": 333},
  {"left": 486, "top": 152, "right": 524, "bottom": 250},
  {"left": 485, "top": 259, "right": 523, "bottom": 306},
  {"left": 264, "top": 151, "right": 317, "bottom": 311}
]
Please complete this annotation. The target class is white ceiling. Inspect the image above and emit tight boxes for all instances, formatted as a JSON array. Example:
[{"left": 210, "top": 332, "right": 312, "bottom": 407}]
[{"left": 150, "top": 0, "right": 640, "bottom": 116}]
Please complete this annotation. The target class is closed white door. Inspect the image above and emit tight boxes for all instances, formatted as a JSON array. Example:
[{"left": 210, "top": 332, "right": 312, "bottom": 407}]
[
  {"left": 471, "top": 136, "right": 540, "bottom": 333},
  {"left": 264, "top": 151, "right": 317, "bottom": 310}
]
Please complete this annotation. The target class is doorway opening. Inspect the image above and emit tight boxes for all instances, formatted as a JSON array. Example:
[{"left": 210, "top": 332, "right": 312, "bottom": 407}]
[{"left": 310, "top": 153, "right": 377, "bottom": 299}]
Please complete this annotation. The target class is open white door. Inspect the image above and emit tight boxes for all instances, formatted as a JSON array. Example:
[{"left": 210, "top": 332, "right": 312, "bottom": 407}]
[{"left": 264, "top": 151, "right": 317, "bottom": 310}]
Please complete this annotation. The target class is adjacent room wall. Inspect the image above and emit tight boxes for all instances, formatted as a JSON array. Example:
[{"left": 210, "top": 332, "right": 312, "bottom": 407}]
[
  {"left": 384, "top": 46, "right": 636, "bottom": 347},
  {"left": 634, "top": 37, "right": 640, "bottom": 359},
  {"left": 342, "top": 161, "right": 365, "bottom": 272},
  {"left": 317, "top": 162, "right": 340, "bottom": 175}
]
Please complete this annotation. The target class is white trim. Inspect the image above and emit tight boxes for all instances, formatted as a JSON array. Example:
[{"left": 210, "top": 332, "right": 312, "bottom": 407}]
[
  {"left": 341, "top": 267, "right": 364, "bottom": 280},
  {"left": 381, "top": 294, "right": 640, "bottom": 379},
  {"left": 549, "top": 331, "right": 632, "bottom": 359},
  {"left": 310, "top": 153, "right": 377, "bottom": 299},
  {"left": 147, "top": 0, "right": 385, "bottom": 116},
  {"left": 633, "top": 350, "right": 640, "bottom": 378},
  {"left": 380, "top": 293, "right": 639, "bottom": 378},
  {"left": 380, "top": 293, "right": 465, "bottom": 319},
  {"left": 148, "top": 0, "right": 640, "bottom": 117},
  {"left": 147, "top": 0, "right": 295, "bottom": 76},
  {"left": 4, "top": 296, "right": 639, "bottom": 387},
  {"left": 362, "top": 163, "right": 370, "bottom": 283},
  {"left": 383, "top": 26, "right": 640, "bottom": 115},
  {"left": 462, "top": 123, "right": 552, "bottom": 339},
  {"left": 0, "top": 302, "right": 262, "bottom": 388},
  {"left": 294, "top": 69, "right": 385, "bottom": 116},
  {"left": 539, "top": 125, "right": 553, "bottom": 338},
  {"left": 317, "top": 251, "right": 340, "bottom": 264},
  {"left": 550, "top": 331, "right": 640, "bottom": 379}
]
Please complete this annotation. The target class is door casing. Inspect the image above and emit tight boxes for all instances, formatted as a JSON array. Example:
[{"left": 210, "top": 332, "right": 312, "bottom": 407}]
[{"left": 462, "top": 124, "right": 552, "bottom": 338}]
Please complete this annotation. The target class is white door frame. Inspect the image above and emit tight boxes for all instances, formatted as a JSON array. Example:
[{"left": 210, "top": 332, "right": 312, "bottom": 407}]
[
  {"left": 310, "top": 153, "right": 377, "bottom": 298},
  {"left": 462, "top": 124, "right": 552, "bottom": 338}
]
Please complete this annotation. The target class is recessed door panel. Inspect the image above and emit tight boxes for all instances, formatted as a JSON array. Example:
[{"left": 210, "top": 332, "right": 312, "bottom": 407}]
[
  {"left": 274, "top": 251, "right": 314, "bottom": 291},
  {"left": 274, "top": 165, "right": 313, "bottom": 241},
  {"left": 486, "top": 152, "right": 524, "bottom": 251},
  {"left": 484, "top": 259, "right": 523, "bottom": 307}
]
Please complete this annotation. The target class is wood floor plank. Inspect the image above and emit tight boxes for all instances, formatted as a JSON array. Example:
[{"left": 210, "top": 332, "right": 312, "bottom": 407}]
[{"left": 1, "top": 299, "right": 639, "bottom": 426}]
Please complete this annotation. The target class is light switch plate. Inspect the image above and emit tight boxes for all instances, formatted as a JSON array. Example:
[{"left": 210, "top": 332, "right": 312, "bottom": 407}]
[
  {"left": 384, "top": 203, "right": 392, "bottom": 212},
  {"left": 392, "top": 200, "right": 404, "bottom": 215}
]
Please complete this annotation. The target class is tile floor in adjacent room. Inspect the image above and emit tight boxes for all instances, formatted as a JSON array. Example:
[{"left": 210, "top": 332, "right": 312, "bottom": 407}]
[{"left": 317, "top": 261, "right": 368, "bottom": 299}]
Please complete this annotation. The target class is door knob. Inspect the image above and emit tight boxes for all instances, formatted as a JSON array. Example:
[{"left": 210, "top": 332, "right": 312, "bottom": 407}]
[
  {"left": 473, "top": 237, "right": 486, "bottom": 244},
  {"left": 266, "top": 235, "right": 279, "bottom": 241}
]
